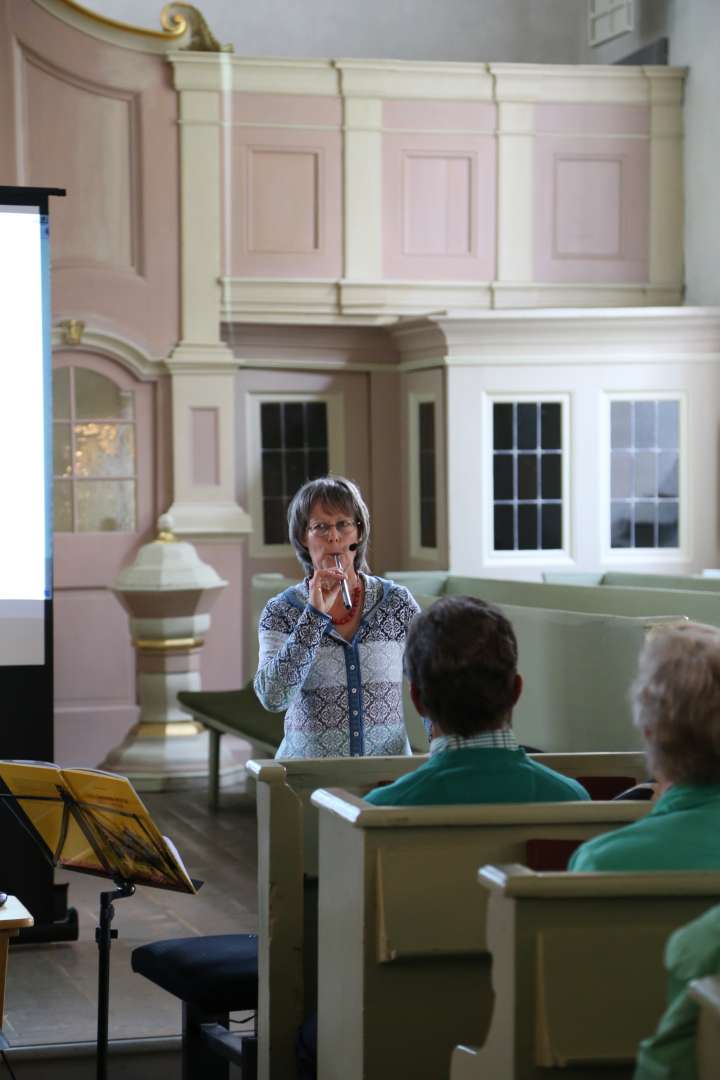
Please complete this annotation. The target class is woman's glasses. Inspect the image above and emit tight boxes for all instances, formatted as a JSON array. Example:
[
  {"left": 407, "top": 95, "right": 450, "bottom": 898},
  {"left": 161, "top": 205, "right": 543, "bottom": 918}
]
[{"left": 308, "top": 519, "right": 359, "bottom": 537}]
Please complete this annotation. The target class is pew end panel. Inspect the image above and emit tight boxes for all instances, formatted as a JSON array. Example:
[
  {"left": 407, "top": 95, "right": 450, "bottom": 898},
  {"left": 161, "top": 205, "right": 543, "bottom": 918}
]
[
  {"left": 312, "top": 790, "right": 649, "bottom": 1080},
  {"left": 452, "top": 865, "right": 720, "bottom": 1080},
  {"left": 689, "top": 975, "right": 720, "bottom": 1080}
]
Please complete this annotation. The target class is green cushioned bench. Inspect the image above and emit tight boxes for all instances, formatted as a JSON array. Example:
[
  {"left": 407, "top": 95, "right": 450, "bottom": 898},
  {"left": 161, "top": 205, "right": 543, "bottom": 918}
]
[
  {"left": 544, "top": 570, "right": 720, "bottom": 592},
  {"left": 178, "top": 685, "right": 285, "bottom": 810}
]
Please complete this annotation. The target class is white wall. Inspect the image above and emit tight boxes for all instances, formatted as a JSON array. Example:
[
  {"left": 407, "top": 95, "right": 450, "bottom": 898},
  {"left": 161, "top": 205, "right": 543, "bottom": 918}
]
[{"left": 87, "top": 0, "right": 585, "bottom": 63}]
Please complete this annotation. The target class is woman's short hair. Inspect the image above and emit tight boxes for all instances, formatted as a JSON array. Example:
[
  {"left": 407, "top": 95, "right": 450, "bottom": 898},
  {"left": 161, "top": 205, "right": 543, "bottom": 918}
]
[
  {"left": 287, "top": 475, "right": 371, "bottom": 576},
  {"left": 404, "top": 595, "right": 518, "bottom": 737},
  {"left": 632, "top": 622, "right": 720, "bottom": 784}
]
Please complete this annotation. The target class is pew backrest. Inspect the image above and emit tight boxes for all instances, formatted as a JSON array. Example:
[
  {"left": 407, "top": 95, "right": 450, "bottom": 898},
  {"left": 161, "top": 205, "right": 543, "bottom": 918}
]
[
  {"left": 457, "top": 865, "right": 720, "bottom": 1078},
  {"left": 311, "top": 788, "right": 650, "bottom": 1080},
  {"left": 690, "top": 975, "right": 720, "bottom": 1080}
]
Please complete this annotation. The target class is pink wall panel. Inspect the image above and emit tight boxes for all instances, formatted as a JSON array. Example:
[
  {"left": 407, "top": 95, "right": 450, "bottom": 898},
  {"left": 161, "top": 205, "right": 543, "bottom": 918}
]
[
  {"left": 2, "top": 0, "right": 179, "bottom": 357},
  {"left": 384, "top": 100, "right": 496, "bottom": 132},
  {"left": 534, "top": 110, "right": 649, "bottom": 284},
  {"left": 225, "top": 94, "right": 342, "bottom": 278},
  {"left": 191, "top": 407, "right": 220, "bottom": 486},
  {"left": 195, "top": 541, "right": 246, "bottom": 690},
  {"left": 384, "top": 132, "right": 496, "bottom": 280}
]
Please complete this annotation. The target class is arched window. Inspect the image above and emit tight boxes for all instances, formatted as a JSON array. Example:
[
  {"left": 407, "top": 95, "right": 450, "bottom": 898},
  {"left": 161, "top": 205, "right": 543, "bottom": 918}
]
[{"left": 53, "top": 367, "right": 137, "bottom": 533}]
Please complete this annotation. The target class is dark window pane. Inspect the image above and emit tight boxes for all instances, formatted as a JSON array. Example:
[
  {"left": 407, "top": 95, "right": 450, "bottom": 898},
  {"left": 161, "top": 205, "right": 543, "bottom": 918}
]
[
  {"left": 517, "top": 403, "right": 538, "bottom": 450},
  {"left": 518, "top": 504, "right": 538, "bottom": 549},
  {"left": 262, "top": 450, "right": 283, "bottom": 496},
  {"left": 635, "top": 401, "right": 656, "bottom": 448},
  {"left": 541, "top": 454, "right": 561, "bottom": 500},
  {"left": 420, "top": 499, "right": 436, "bottom": 548},
  {"left": 657, "top": 401, "right": 679, "bottom": 449},
  {"left": 518, "top": 454, "right": 538, "bottom": 500},
  {"left": 419, "top": 402, "right": 435, "bottom": 450},
  {"left": 635, "top": 451, "right": 656, "bottom": 498},
  {"left": 261, "top": 403, "right": 282, "bottom": 449},
  {"left": 283, "top": 403, "right": 305, "bottom": 448},
  {"left": 634, "top": 502, "right": 656, "bottom": 547},
  {"left": 494, "top": 505, "right": 514, "bottom": 550},
  {"left": 493, "top": 403, "right": 513, "bottom": 450},
  {"left": 611, "top": 402, "right": 632, "bottom": 449},
  {"left": 307, "top": 449, "right": 328, "bottom": 479},
  {"left": 658, "top": 452, "right": 678, "bottom": 498},
  {"left": 611, "top": 501, "right": 632, "bottom": 548},
  {"left": 263, "top": 498, "right": 287, "bottom": 544},
  {"left": 658, "top": 501, "right": 679, "bottom": 547},
  {"left": 611, "top": 451, "right": 633, "bottom": 499},
  {"left": 285, "top": 449, "right": 306, "bottom": 495},
  {"left": 540, "top": 403, "right": 561, "bottom": 450},
  {"left": 305, "top": 402, "right": 328, "bottom": 449},
  {"left": 420, "top": 451, "right": 435, "bottom": 499},
  {"left": 493, "top": 455, "right": 514, "bottom": 501},
  {"left": 541, "top": 504, "right": 562, "bottom": 549}
]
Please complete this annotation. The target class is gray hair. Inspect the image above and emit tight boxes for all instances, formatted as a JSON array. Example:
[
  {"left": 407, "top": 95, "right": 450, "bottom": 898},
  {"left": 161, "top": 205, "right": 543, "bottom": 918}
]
[
  {"left": 632, "top": 621, "right": 720, "bottom": 784},
  {"left": 287, "top": 476, "right": 371, "bottom": 576}
]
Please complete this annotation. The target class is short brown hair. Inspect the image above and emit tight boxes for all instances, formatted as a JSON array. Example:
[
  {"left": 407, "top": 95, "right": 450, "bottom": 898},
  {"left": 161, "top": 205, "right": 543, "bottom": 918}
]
[
  {"left": 404, "top": 596, "right": 518, "bottom": 737},
  {"left": 632, "top": 622, "right": 720, "bottom": 784},
  {"left": 287, "top": 475, "right": 371, "bottom": 576}
]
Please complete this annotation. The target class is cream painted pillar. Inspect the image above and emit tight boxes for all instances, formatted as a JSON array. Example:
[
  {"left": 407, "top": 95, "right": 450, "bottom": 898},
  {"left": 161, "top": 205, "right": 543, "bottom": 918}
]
[
  {"left": 340, "top": 94, "right": 383, "bottom": 281},
  {"left": 646, "top": 68, "right": 685, "bottom": 302},
  {"left": 168, "top": 53, "right": 251, "bottom": 536},
  {"left": 493, "top": 100, "right": 535, "bottom": 293}
]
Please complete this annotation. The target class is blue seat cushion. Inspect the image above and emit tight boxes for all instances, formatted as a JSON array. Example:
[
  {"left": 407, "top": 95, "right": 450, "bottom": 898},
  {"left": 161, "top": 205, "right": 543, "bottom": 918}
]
[{"left": 131, "top": 933, "right": 258, "bottom": 1014}]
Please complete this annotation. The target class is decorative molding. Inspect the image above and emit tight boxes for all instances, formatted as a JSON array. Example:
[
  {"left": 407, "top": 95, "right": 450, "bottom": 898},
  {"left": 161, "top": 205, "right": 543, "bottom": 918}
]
[
  {"left": 492, "top": 283, "right": 683, "bottom": 308},
  {"left": 51, "top": 324, "right": 164, "bottom": 380},
  {"left": 164, "top": 500, "right": 252, "bottom": 537},
  {"left": 391, "top": 307, "right": 720, "bottom": 369},
  {"left": 36, "top": 0, "right": 189, "bottom": 53},
  {"left": 166, "top": 342, "right": 238, "bottom": 374},
  {"left": 341, "top": 280, "right": 494, "bottom": 315},
  {"left": 170, "top": 54, "right": 338, "bottom": 95},
  {"left": 489, "top": 63, "right": 687, "bottom": 106},
  {"left": 336, "top": 59, "right": 494, "bottom": 101}
]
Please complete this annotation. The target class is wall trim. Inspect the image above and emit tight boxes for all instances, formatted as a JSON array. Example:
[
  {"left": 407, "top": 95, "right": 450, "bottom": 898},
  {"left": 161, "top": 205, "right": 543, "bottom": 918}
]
[{"left": 51, "top": 325, "right": 164, "bottom": 380}]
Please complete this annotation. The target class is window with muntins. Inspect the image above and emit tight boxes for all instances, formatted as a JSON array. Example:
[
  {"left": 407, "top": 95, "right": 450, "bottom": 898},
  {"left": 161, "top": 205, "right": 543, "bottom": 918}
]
[
  {"left": 492, "top": 401, "right": 563, "bottom": 551},
  {"left": 261, "top": 401, "right": 329, "bottom": 544},
  {"left": 418, "top": 401, "right": 437, "bottom": 549},
  {"left": 610, "top": 399, "right": 679, "bottom": 549},
  {"left": 53, "top": 367, "right": 136, "bottom": 533}
]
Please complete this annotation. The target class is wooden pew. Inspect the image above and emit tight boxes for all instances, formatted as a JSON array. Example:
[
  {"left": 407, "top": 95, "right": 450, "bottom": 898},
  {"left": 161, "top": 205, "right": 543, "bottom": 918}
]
[
  {"left": 248, "top": 752, "right": 647, "bottom": 1080},
  {"left": 690, "top": 975, "right": 720, "bottom": 1080},
  {"left": 310, "top": 788, "right": 651, "bottom": 1080},
  {"left": 451, "top": 866, "right": 720, "bottom": 1080}
]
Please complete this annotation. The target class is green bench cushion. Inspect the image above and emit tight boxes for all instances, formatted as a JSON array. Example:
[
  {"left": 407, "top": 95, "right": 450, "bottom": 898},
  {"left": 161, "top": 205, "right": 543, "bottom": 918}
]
[{"left": 178, "top": 687, "right": 286, "bottom": 749}]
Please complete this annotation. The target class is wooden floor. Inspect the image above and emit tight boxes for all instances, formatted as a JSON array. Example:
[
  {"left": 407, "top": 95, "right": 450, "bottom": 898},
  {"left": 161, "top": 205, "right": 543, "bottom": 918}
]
[{"left": 4, "top": 784, "right": 258, "bottom": 1047}]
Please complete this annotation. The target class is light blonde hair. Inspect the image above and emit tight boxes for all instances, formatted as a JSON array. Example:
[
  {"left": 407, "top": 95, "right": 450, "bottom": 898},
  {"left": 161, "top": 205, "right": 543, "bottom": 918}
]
[{"left": 632, "top": 622, "right": 720, "bottom": 784}]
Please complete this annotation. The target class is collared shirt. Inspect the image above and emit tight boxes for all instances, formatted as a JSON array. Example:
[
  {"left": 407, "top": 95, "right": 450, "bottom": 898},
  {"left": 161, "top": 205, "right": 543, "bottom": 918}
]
[{"left": 429, "top": 728, "right": 519, "bottom": 756}]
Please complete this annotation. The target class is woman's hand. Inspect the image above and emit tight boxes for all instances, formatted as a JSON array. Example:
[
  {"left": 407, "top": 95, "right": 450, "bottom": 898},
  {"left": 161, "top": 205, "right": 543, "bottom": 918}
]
[{"left": 308, "top": 561, "right": 345, "bottom": 615}]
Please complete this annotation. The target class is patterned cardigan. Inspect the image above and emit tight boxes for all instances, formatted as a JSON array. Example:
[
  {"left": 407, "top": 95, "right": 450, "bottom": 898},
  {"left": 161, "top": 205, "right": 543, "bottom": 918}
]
[{"left": 254, "top": 574, "right": 420, "bottom": 758}]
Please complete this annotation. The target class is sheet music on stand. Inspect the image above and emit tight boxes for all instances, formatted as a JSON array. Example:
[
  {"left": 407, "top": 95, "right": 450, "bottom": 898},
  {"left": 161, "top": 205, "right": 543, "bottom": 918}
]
[
  {"left": 0, "top": 760, "right": 200, "bottom": 893},
  {"left": 0, "top": 759, "right": 202, "bottom": 1080}
]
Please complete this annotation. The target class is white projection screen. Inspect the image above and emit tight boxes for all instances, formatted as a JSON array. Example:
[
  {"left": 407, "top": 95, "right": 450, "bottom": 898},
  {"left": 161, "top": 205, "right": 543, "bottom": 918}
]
[{"left": 0, "top": 200, "right": 52, "bottom": 665}]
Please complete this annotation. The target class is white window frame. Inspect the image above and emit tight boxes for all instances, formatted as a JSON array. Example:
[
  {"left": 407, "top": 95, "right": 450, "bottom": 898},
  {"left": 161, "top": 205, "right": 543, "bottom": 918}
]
[
  {"left": 588, "top": 0, "right": 634, "bottom": 47},
  {"left": 408, "top": 391, "right": 440, "bottom": 560},
  {"left": 601, "top": 391, "right": 688, "bottom": 565},
  {"left": 483, "top": 392, "right": 573, "bottom": 568},
  {"left": 246, "top": 390, "right": 345, "bottom": 558}
]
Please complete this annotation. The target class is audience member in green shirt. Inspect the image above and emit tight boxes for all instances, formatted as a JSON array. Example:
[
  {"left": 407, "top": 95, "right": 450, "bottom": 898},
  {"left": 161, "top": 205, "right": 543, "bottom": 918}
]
[
  {"left": 570, "top": 621, "right": 720, "bottom": 872},
  {"left": 635, "top": 903, "right": 720, "bottom": 1080},
  {"left": 364, "top": 595, "right": 589, "bottom": 807}
]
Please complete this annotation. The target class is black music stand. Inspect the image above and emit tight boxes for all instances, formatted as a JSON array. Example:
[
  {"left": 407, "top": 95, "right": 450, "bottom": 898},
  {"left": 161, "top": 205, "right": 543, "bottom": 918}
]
[{"left": 0, "top": 762, "right": 200, "bottom": 1080}]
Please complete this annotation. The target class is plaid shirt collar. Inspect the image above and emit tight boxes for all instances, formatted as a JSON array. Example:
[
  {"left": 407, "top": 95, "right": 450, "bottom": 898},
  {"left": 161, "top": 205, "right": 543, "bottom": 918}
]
[{"left": 429, "top": 727, "right": 519, "bottom": 757}]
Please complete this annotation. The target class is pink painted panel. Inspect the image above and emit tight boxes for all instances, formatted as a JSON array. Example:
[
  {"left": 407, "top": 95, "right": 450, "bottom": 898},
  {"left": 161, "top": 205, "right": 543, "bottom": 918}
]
[
  {"left": 535, "top": 103, "right": 650, "bottom": 136},
  {"left": 196, "top": 542, "right": 246, "bottom": 689},
  {"left": 249, "top": 149, "right": 319, "bottom": 253},
  {"left": 4, "top": 0, "right": 179, "bottom": 357},
  {"left": 229, "top": 92, "right": 342, "bottom": 127},
  {"left": 54, "top": 589, "right": 134, "bottom": 705},
  {"left": 226, "top": 126, "right": 342, "bottom": 278},
  {"left": 384, "top": 132, "right": 496, "bottom": 281},
  {"left": 404, "top": 154, "right": 472, "bottom": 255},
  {"left": 191, "top": 407, "right": 220, "bottom": 486},
  {"left": 55, "top": 706, "right": 137, "bottom": 769},
  {"left": 534, "top": 136, "right": 649, "bottom": 284},
  {"left": 384, "top": 100, "right": 496, "bottom": 132}
]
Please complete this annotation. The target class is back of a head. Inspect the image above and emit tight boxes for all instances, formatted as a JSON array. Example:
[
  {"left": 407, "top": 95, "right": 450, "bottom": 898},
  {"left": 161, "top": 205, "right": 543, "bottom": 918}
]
[
  {"left": 404, "top": 595, "right": 518, "bottom": 737},
  {"left": 633, "top": 621, "right": 720, "bottom": 785}
]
